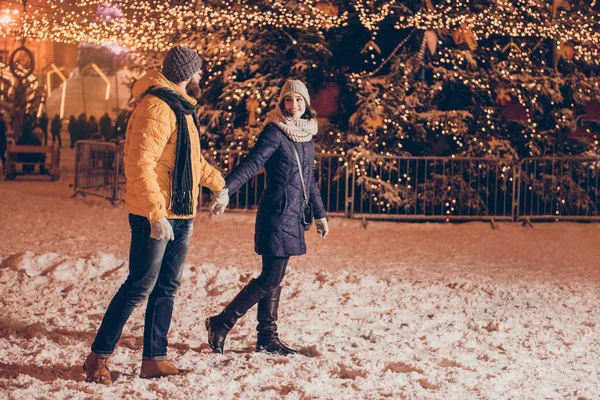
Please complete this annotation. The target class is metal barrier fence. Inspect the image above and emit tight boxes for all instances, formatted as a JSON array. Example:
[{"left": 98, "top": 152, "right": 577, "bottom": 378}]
[
  {"left": 314, "top": 154, "right": 351, "bottom": 216},
  {"left": 349, "top": 156, "right": 517, "bottom": 221},
  {"left": 73, "top": 141, "right": 124, "bottom": 204},
  {"left": 73, "top": 143, "right": 600, "bottom": 222},
  {"left": 518, "top": 157, "right": 600, "bottom": 221},
  {"left": 200, "top": 151, "right": 266, "bottom": 210},
  {"left": 200, "top": 151, "right": 351, "bottom": 216}
]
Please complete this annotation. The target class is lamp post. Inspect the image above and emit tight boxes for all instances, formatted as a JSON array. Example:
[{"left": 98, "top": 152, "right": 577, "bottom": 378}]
[
  {"left": 0, "top": 7, "right": 22, "bottom": 64},
  {"left": 4, "top": 2, "right": 31, "bottom": 141},
  {"left": 0, "top": 14, "right": 11, "bottom": 63}
]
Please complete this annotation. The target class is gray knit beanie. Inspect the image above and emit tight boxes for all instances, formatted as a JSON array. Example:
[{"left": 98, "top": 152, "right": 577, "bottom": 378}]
[
  {"left": 279, "top": 80, "right": 311, "bottom": 106},
  {"left": 162, "top": 46, "right": 203, "bottom": 83}
]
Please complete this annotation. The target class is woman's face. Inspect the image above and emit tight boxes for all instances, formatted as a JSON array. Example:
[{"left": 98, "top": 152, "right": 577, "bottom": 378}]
[{"left": 283, "top": 93, "right": 306, "bottom": 119}]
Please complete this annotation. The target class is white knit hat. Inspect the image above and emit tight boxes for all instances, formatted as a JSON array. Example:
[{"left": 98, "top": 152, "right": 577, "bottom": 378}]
[{"left": 278, "top": 80, "right": 311, "bottom": 106}]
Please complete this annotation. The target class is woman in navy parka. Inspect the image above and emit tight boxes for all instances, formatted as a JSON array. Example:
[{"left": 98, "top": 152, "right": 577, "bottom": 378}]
[{"left": 206, "top": 80, "right": 329, "bottom": 355}]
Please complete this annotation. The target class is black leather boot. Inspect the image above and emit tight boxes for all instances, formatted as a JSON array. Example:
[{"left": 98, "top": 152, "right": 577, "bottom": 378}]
[
  {"left": 256, "top": 286, "right": 298, "bottom": 355},
  {"left": 205, "top": 279, "right": 267, "bottom": 354}
]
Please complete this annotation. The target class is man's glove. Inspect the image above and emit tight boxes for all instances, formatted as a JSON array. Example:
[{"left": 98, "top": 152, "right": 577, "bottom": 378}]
[
  {"left": 316, "top": 217, "right": 329, "bottom": 238},
  {"left": 209, "top": 188, "right": 229, "bottom": 215},
  {"left": 150, "top": 217, "right": 175, "bottom": 241}
]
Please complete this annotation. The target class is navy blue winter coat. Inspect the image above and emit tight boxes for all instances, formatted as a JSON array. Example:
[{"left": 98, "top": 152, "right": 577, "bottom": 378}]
[{"left": 225, "top": 123, "right": 326, "bottom": 257}]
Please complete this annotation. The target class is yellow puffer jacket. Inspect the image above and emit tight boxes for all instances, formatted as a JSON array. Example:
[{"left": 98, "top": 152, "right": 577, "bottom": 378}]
[{"left": 124, "top": 71, "right": 225, "bottom": 223}]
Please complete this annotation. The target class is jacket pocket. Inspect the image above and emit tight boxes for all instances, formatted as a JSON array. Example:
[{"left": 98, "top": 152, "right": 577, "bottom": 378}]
[
  {"left": 265, "top": 190, "right": 286, "bottom": 215},
  {"left": 278, "top": 191, "right": 288, "bottom": 215},
  {"left": 165, "top": 169, "right": 173, "bottom": 210}
]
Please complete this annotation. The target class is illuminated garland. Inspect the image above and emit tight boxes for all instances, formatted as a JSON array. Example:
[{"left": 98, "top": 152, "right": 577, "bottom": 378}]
[
  {"left": 0, "top": 1, "right": 348, "bottom": 51},
  {"left": 0, "top": 1, "right": 596, "bottom": 50}
]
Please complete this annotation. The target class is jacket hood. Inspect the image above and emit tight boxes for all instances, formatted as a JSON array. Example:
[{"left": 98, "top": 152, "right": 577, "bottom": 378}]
[{"left": 132, "top": 70, "right": 197, "bottom": 105}]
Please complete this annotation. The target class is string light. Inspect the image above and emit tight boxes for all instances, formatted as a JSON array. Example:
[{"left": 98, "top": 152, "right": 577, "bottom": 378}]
[{"left": 0, "top": 1, "right": 348, "bottom": 51}]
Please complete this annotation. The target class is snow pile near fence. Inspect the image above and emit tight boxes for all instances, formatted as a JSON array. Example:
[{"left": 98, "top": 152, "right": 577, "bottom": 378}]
[{"left": 1, "top": 250, "right": 599, "bottom": 399}]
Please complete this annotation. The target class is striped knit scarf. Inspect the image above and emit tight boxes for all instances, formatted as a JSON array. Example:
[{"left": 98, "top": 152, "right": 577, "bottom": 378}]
[{"left": 145, "top": 86, "right": 198, "bottom": 216}]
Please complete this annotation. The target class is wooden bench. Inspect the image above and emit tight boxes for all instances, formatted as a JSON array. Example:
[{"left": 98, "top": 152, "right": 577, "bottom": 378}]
[{"left": 4, "top": 143, "right": 61, "bottom": 181}]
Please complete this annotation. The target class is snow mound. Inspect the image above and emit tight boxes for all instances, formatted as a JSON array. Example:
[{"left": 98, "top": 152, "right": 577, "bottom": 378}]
[{"left": 0, "top": 251, "right": 126, "bottom": 282}]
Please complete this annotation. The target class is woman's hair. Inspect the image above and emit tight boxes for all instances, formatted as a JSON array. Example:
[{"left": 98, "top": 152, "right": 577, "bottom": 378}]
[{"left": 279, "top": 95, "right": 317, "bottom": 120}]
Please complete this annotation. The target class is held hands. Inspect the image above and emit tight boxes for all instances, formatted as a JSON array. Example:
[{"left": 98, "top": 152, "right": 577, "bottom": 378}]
[
  {"left": 209, "top": 188, "right": 229, "bottom": 215},
  {"left": 316, "top": 217, "right": 329, "bottom": 238},
  {"left": 150, "top": 217, "right": 175, "bottom": 241}
]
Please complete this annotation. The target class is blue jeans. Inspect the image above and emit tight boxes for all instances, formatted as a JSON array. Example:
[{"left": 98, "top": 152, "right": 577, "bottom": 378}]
[{"left": 91, "top": 214, "right": 193, "bottom": 360}]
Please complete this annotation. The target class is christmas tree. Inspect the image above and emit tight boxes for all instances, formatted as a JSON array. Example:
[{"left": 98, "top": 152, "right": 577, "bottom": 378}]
[
  {"left": 346, "top": 0, "right": 600, "bottom": 216},
  {"left": 167, "top": 1, "right": 346, "bottom": 155}
]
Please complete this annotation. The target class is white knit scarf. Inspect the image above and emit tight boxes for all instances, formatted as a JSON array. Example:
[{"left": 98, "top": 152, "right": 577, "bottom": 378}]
[{"left": 263, "top": 106, "right": 318, "bottom": 143}]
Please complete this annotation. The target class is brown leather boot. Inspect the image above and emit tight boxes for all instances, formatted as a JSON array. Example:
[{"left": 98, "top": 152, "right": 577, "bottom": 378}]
[
  {"left": 83, "top": 352, "right": 111, "bottom": 385},
  {"left": 139, "top": 360, "right": 193, "bottom": 379}
]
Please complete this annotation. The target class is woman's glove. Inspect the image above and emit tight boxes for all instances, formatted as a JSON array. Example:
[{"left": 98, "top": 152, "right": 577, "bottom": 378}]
[
  {"left": 316, "top": 217, "right": 329, "bottom": 238},
  {"left": 209, "top": 188, "right": 229, "bottom": 215},
  {"left": 150, "top": 217, "right": 175, "bottom": 241}
]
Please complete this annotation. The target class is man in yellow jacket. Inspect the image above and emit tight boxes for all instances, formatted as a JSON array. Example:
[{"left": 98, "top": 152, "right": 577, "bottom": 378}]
[{"left": 83, "top": 46, "right": 228, "bottom": 384}]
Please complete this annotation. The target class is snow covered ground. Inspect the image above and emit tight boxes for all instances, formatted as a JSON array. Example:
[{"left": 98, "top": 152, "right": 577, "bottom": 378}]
[{"left": 1, "top": 148, "right": 599, "bottom": 399}]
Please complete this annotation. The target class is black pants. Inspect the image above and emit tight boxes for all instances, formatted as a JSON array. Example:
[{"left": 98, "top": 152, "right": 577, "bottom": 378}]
[
  {"left": 91, "top": 214, "right": 193, "bottom": 360},
  {"left": 52, "top": 132, "right": 62, "bottom": 148},
  {"left": 255, "top": 256, "right": 290, "bottom": 292}
]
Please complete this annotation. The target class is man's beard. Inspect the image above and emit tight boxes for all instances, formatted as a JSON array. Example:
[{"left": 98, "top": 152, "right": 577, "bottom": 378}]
[{"left": 186, "top": 79, "right": 201, "bottom": 99}]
